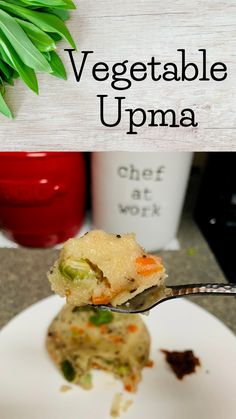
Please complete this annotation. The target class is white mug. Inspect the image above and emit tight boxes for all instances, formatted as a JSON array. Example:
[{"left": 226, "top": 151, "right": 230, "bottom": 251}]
[{"left": 92, "top": 152, "right": 193, "bottom": 251}]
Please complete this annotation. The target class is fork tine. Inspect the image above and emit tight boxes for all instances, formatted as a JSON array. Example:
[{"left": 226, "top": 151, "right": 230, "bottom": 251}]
[{"left": 93, "top": 285, "right": 168, "bottom": 314}]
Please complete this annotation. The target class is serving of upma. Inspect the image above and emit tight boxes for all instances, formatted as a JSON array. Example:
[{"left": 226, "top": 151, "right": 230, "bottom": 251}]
[{"left": 48, "top": 230, "right": 166, "bottom": 307}]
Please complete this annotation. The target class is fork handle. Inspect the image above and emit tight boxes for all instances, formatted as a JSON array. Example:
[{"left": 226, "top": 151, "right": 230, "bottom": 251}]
[{"left": 169, "top": 283, "right": 236, "bottom": 298}]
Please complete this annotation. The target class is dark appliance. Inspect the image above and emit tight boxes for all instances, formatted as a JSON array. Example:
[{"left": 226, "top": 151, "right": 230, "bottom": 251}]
[{"left": 194, "top": 153, "right": 236, "bottom": 283}]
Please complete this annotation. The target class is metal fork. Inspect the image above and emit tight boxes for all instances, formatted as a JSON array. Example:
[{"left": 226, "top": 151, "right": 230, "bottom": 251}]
[{"left": 97, "top": 283, "right": 236, "bottom": 314}]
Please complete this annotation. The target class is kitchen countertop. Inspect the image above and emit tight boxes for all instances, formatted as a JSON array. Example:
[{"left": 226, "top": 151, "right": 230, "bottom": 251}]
[{"left": 0, "top": 212, "right": 235, "bottom": 335}]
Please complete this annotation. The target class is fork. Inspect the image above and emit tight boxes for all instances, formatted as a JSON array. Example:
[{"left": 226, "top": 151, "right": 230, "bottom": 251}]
[{"left": 97, "top": 283, "right": 236, "bottom": 314}]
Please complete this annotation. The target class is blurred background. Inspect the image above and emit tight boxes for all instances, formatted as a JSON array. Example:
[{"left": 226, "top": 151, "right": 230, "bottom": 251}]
[{"left": 0, "top": 152, "right": 235, "bottom": 283}]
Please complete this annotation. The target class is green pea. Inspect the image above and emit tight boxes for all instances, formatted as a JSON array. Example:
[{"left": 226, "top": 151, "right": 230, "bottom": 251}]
[{"left": 59, "top": 258, "right": 96, "bottom": 281}]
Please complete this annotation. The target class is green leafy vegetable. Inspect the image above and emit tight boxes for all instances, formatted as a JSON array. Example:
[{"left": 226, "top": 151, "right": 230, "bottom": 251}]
[
  {"left": 0, "top": 90, "right": 12, "bottom": 118},
  {"left": 47, "top": 50, "right": 66, "bottom": 79},
  {"left": 49, "top": 9, "right": 69, "bottom": 21},
  {"left": 89, "top": 310, "right": 114, "bottom": 326},
  {"left": 16, "top": 18, "right": 56, "bottom": 52},
  {"left": 0, "top": 2, "right": 76, "bottom": 49},
  {"left": 0, "top": 32, "right": 39, "bottom": 93},
  {"left": 0, "top": 58, "right": 13, "bottom": 80},
  {"left": 0, "top": 0, "right": 76, "bottom": 118},
  {"left": 0, "top": 9, "right": 51, "bottom": 72},
  {"left": 61, "top": 359, "right": 76, "bottom": 382}
]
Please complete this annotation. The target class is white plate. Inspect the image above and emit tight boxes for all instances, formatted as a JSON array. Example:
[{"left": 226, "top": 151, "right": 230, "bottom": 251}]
[{"left": 0, "top": 296, "right": 236, "bottom": 419}]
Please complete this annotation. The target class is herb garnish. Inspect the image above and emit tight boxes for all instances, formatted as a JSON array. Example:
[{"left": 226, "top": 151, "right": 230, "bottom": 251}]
[{"left": 89, "top": 309, "right": 114, "bottom": 326}]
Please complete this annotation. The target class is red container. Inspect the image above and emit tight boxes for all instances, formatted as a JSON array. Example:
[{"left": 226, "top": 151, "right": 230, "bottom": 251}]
[{"left": 0, "top": 152, "right": 86, "bottom": 247}]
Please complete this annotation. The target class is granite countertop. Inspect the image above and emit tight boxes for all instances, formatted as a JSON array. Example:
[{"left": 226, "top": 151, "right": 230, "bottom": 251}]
[{"left": 0, "top": 174, "right": 235, "bottom": 334}]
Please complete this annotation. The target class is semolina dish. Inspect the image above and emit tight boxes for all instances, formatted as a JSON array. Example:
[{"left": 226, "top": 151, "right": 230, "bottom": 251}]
[
  {"left": 48, "top": 230, "right": 166, "bottom": 307},
  {"left": 46, "top": 304, "right": 150, "bottom": 392}
]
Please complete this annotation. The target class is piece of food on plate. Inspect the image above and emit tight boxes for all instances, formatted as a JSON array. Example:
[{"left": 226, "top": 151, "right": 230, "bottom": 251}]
[
  {"left": 48, "top": 230, "right": 166, "bottom": 307},
  {"left": 46, "top": 304, "right": 151, "bottom": 392},
  {"left": 161, "top": 349, "right": 201, "bottom": 379}
]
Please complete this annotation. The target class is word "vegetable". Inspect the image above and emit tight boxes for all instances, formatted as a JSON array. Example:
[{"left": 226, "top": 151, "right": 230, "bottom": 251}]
[
  {"left": 65, "top": 49, "right": 227, "bottom": 135},
  {"left": 65, "top": 49, "right": 227, "bottom": 89}
]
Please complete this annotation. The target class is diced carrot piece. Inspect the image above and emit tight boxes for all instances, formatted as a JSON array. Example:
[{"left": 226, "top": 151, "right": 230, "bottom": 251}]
[
  {"left": 109, "top": 335, "right": 124, "bottom": 344},
  {"left": 136, "top": 256, "right": 163, "bottom": 276},
  {"left": 138, "top": 266, "right": 163, "bottom": 276},
  {"left": 146, "top": 360, "right": 154, "bottom": 368},
  {"left": 136, "top": 256, "right": 157, "bottom": 266},
  {"left": 92, "top": 362, "right": 101, "bottom": 369},
  {"left": 92, "top": 362, "right": 109, "bottom": 370},
  {"left": 127, "top": 324, "right": 137, "bottom": 333},
  {"left": 124, "top": 384, "right": 134, "bottom": 392},
  {"left": 100, "top": 324, "right": 108, "bottom": 333},
  {"left": 86, "top": 322, "right": 95, "bottom": 328},
  {"left": 92, "top": 295, "right": 111, "bottom": 305}
]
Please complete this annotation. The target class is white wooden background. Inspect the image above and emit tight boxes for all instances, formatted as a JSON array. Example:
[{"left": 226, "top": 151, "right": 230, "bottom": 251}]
[{"left": 0, "top": 0, "right": 235, "bottom": 151}]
